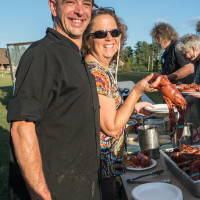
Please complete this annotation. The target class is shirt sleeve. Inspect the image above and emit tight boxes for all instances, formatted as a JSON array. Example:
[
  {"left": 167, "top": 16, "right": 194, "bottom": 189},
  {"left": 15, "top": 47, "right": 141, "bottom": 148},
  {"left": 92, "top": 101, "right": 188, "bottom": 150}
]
[
  {"left": 90, "top": 68, "right": 112, "bottom": 98},
  {"left": 7, "top": 46, "right": 58, "bottom": 123}
]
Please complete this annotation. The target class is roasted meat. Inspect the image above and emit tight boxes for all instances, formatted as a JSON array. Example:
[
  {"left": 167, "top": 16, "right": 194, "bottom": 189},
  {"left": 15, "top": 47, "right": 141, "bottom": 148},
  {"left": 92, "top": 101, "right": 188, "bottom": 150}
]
[
  {"left": 137, "top": 152, "right": 152, "bottom": 168},
  {"left": 127, "top": 152, "right": 152, "bottom": 168},
  {"left": 168, "top": 144, "right": 200, "bottom": 181}
]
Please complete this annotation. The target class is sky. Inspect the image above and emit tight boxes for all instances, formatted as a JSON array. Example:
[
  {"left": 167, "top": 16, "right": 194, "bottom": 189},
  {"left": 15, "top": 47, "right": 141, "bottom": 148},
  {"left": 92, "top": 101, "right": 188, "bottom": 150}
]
[{"left": 1, "top": 0, "right": 200, "bottom": 49}]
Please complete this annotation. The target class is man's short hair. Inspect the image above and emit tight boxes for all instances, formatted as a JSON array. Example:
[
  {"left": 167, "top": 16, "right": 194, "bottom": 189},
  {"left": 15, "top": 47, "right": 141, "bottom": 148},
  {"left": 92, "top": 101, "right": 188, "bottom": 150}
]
[{"left": 51, "top": 0, "right": 95, "bottom": 21}]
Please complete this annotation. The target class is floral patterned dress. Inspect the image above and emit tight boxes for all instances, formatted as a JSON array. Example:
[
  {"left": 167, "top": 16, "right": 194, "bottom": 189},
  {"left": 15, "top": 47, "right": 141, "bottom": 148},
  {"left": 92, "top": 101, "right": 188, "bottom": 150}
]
[{"left": 87, "top": 62, "right": 127, "bottom": 179}]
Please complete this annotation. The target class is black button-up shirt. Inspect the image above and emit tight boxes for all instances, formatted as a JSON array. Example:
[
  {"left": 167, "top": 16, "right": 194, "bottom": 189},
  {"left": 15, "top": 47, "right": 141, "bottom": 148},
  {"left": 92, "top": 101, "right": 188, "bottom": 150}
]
[
  {"left": 7, "top": 28, "right": 101, "bottom": 200},
  {"left": 161, "top": 40, "right": 194, "bottom": 84}
]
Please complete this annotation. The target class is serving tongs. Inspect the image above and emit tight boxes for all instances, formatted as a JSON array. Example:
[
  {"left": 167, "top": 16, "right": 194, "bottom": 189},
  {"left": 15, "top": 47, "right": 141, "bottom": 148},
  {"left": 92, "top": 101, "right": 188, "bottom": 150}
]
[
  {"left": 127, "top": 179, "right": 172, "bottom": 184},
  {"left": 127, "top": 169, "right": 164, "bottom": 183}
]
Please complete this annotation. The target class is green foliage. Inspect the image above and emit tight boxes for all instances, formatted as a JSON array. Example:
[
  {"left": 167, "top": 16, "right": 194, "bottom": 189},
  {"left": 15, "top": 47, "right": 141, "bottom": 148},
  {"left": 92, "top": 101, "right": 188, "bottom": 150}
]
[
  {"left": 123, "top": 46, "right": 133, "bottom": 62},
  {"left": 117, "top": 71, "right": 151, "bottom": 83},
  {"left": 119, "top": 62, "right": 132, "bottom": 73},
  {"left": 123, "top": 42, "right": 162, "bottom": 72}
]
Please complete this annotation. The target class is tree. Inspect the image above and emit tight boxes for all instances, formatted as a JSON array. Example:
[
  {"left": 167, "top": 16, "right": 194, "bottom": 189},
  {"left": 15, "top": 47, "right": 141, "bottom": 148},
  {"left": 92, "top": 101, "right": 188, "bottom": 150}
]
[
  {"left": 134, "top": 41, "right": 142, "bottom": 65},
  {"left": 140, "top": 41, "right": 150, "bottom": 70},
  {"left": 120, "top": 62, "right": 132, "bottom": 72},
  {"left": 149, "top": 43, "right": 162, "bottom": 71},
  {"left": 123, "top": 46, "right": 133, "bottom": 62},
  {"left": 122, "top": 41, "right": 162, "bottom": 72}
]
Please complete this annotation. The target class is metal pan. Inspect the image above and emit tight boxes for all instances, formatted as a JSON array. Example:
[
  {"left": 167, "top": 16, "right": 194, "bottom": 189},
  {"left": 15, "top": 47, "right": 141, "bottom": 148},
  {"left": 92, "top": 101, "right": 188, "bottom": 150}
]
[{"left": 160, "top": 146, "right": 200, "bottom": 197}]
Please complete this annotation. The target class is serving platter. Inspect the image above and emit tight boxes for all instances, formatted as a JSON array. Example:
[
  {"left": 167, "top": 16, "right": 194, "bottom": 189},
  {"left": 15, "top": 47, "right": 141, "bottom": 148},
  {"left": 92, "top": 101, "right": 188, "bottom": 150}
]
[{"left": 160, "top": 146, "right": 200, "bottom": 197}]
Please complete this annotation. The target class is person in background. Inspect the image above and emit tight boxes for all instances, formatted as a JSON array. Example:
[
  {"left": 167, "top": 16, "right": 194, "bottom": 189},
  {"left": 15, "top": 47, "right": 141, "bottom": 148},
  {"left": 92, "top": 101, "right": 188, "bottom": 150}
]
[
  {"left": 82, "top": 7, "right": 161, "bottom": 200},
  {"left": 196, "top": 20, "right": 200, "bottom": 35},
  {"left": 151, "top": 22, "right": 194, "bottom": 84},
  {"left": 7, "top": 0, "right": 102, "bottom": 199},
  {"left": 176, "top": 34, "right": 200, "bottom": 139}
]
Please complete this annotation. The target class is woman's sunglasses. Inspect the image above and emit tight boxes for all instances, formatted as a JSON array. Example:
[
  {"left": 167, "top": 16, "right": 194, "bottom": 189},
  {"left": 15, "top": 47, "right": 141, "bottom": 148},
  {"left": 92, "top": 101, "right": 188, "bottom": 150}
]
[
  {"left": 90, "top": 29, "right": 121, "bottom": 39},
  {"left": 92, "top": 7, "right": 115, "bottom": 15}
]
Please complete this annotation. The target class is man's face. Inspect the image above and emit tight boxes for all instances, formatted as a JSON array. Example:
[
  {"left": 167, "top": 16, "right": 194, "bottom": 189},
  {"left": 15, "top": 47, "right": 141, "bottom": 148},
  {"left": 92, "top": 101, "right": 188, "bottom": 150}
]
[{"left": 50, "top": 0, "right": 93, "bottom": 39}]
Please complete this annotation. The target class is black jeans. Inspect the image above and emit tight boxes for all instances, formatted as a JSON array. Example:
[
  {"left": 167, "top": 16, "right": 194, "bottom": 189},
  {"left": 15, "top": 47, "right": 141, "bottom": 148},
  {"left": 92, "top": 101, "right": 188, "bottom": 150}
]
[{"left": 101, "top": 177, "right": 116, "bottom": 200}]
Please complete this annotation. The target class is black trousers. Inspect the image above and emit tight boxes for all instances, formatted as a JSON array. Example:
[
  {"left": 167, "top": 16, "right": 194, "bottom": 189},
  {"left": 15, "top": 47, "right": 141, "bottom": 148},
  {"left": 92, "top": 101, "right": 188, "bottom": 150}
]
[{"left": 101, "top": 177, "right": 116, "bottom": 200}]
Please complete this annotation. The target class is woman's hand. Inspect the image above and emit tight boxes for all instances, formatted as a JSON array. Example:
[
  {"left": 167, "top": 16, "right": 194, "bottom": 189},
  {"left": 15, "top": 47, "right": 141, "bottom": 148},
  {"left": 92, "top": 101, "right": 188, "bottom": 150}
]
[
  {"left": 133, "top": 102, "right": 154, "bottom": 115},
  {"left": 134, "top": 73, "right": 161, "bottom": 95}
]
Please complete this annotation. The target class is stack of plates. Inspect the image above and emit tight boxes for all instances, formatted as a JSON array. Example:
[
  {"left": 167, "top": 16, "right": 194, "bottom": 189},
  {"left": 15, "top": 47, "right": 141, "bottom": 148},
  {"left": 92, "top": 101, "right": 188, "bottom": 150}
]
[
  {"left": 159, "top": 135, "right": 171, "bottom": 145},
  {"left": 127, "top": 146, "right": 140, "bottom": 154},
  {"left": 144, "top": 104, "right": 177, "bottom": 113},
  {"left": 131, "top": 183, "right": 183, "bottom": 200},
  {"left": 160, "top": 143, "right": 173, "bottom": 149}
]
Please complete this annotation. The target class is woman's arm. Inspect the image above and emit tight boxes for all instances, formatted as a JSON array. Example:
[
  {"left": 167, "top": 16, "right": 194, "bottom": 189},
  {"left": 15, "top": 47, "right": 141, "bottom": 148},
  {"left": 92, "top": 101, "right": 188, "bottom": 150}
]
[
  {"left": 11, "top": 121, "right": 52, "bottom": 200},
  {"left": 99, "top": 73, "right": 160, "bottom": 137}
]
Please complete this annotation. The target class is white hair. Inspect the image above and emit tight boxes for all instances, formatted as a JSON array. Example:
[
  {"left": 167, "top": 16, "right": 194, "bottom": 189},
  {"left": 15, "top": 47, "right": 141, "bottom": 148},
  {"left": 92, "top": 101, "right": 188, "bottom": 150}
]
[{"left": 176, "top": 34, "right": 200, "bottom": 53}]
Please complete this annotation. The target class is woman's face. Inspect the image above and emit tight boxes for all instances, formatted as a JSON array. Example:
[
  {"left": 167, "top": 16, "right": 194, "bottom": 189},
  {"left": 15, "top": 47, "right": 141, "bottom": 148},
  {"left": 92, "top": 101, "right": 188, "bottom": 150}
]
[
  {"left": 90, "top": 14, "right": 120, "bottom": 64},
  {"left": 156, "top": 39, "right": 171, "bottom": 50}
]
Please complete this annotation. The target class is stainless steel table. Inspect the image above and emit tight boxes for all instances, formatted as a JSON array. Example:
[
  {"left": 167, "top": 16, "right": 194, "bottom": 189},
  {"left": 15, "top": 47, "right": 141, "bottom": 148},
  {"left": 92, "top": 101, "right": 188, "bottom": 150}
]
[{"left": 120, "top": 153, "right": 200, "bottom": 200}]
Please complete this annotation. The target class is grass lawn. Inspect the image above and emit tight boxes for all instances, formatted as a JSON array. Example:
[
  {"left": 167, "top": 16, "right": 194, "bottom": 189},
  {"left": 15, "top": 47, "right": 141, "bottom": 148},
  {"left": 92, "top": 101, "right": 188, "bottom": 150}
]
[
  {"left": 0, "top": 72, "right": 199, "bottom": 200},
  {"left": 117, "top": 71, "right": 163, "bottom": 104}
]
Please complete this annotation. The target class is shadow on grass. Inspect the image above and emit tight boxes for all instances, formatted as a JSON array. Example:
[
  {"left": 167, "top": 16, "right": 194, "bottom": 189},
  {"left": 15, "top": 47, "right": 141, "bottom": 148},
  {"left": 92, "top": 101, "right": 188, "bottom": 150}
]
[
  {"left": 0, "top": 126, "right": 30, "bottom": 200},
  {"left": 0, "top": 85, "right": 13, "bottom": 107},
  {"left": 0, "top": 85, "right": 13, "bottom": 199},
  {"left": 0, "top": 125, "right": 9, "bottom": 200}
]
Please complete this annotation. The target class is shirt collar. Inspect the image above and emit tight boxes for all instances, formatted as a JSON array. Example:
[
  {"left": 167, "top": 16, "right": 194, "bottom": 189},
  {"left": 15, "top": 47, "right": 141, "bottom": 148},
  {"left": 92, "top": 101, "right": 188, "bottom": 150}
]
[{"left": 46, "top": 27, "right": 80, "bottom": 53}]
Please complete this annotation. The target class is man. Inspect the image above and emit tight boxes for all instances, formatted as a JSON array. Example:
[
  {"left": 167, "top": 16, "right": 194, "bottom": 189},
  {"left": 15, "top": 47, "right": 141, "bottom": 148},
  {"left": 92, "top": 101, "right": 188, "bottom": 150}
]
[
  {"left": 151, "top": 22, "right": 194, "bottom": 84},
  {"left": 7, "top": 0, "right": 101, "bottom": 199},
  {"left": 176, "top": 34, "right": 200, "bottom": 134}
]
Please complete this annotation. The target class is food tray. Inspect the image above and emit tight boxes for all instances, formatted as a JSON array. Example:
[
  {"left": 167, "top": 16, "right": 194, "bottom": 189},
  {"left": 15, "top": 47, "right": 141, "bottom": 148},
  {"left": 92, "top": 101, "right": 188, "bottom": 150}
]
[{"left": 160, "top": 145, "right": 200, "bottom": 197}]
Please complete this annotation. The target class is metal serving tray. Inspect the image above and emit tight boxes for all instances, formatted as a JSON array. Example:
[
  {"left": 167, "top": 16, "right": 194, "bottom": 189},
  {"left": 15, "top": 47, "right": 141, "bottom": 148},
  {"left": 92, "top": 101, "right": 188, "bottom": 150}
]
[{"left": 160, "top": 145, "right": 200, "bottom": 197}]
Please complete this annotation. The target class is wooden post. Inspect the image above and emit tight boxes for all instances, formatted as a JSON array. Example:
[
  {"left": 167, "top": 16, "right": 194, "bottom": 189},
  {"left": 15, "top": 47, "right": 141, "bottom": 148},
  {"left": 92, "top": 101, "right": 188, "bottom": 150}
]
[
  {"left": 148, "top": 56, "right": 150, "bottom": 71},
  {"left": 151, "top": 51, "right": 154, "bottom": 71}
]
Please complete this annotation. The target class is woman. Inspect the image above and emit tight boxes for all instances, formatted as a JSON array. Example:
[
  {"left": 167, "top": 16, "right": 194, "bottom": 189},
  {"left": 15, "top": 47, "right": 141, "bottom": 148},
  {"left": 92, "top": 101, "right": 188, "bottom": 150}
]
[
  {"left": 82, "top": 8, "right": 160, "bottom": 200},
  {"left": 151, "top": 22, "right": 194, "bottom": 84}
]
